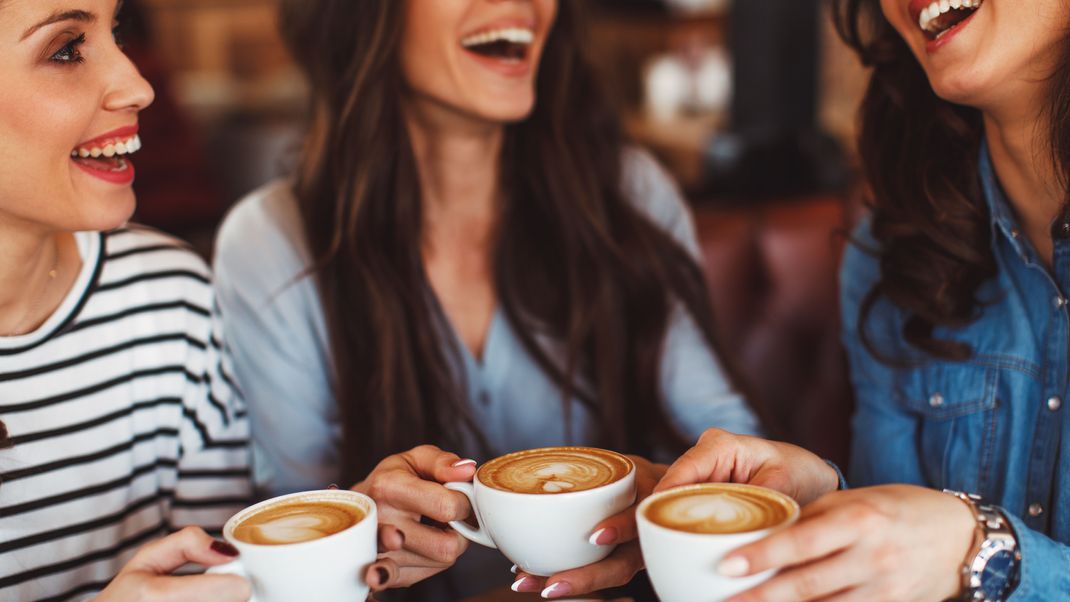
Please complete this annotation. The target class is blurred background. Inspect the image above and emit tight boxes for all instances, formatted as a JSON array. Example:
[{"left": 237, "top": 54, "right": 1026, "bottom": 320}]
[{"left": 129, "top": 0, "right": 870, "bottom": 468}]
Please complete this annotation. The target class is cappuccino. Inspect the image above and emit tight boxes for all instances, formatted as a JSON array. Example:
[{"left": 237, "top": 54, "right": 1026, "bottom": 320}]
[
  {"left": 644, "top": 483, "right": 795, "bottom": 534},
  {"left": 478, "top": 446, "right": 633, "bottom": 494},
  {"left": 233, "top": 499, "right": 366, "bottom": 546}
]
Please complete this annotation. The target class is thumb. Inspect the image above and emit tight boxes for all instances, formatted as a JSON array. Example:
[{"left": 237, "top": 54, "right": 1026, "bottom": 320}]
[{"left": 122, "top": 526, "right": 240, "bottom": 576}]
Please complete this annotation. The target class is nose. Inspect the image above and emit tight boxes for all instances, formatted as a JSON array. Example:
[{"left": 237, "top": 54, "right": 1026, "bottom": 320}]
[{"left": 101, "top": 49, "right": 156, "bottom": 114}]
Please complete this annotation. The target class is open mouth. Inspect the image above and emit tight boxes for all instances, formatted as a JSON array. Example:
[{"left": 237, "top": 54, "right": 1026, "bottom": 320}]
[
  {"left": 460, "top": 27, "right": 534, "bottom": 61},
  {"left": 70, "top": 133, "right": 142, "bottom": 174},
  {"left": 918, "top": 0, "right": 984, "bottom": 40}
]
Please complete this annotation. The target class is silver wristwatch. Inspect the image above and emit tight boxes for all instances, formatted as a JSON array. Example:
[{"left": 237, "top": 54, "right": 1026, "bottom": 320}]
[{"left": 943, "top": 491, "right": 1021, "bottom": 602}]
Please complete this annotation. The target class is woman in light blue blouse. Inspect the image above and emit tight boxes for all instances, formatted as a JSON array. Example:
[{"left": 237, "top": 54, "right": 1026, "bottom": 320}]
[
  {"left": 653, "top": 0, "right": 1070, "bottom": 601},
  {"left": 214, "top": 0, "right": 760, "bottom": 599}
]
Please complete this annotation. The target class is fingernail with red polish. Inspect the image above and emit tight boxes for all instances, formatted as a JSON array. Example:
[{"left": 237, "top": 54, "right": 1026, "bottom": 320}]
[
  {"left": 211, "top": 540, "right": 239, "bottom": 557},
  {"left": 541, "top": 581, "right": 572, "bottom": 599},
  {"left": 588, "top": 527, "right": 618, "bottom": 546},
  {"left": 452, "top": 459, "right": 477, "bottom": 468}
]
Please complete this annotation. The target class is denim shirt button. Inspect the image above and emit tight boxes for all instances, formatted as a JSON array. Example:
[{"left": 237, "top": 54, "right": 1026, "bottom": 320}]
[
  {"left": 1054, "top": 296, "right": 1067, "bottom": 309},
  {"left": 928, "top": 393, "right": 945, "bottom": 408},
  {"left": 1028, "top": 503, "right": 1044, "bottom": 517},
  {"left": 1048, "top": 396, "right": 1063, "bottom": 412}
]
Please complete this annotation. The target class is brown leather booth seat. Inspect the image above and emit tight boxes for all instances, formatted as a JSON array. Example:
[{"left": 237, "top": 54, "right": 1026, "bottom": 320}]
[{"left": 694, "top": 196, "right": 854, "bottom": 466}]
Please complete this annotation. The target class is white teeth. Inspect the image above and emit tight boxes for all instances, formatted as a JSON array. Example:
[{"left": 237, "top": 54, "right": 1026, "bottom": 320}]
[
  {"left": 460, "top": 27, "right": 535, "bottom": 48},
  {"left": 71, "top": 135, "right": 142, "bottom": 160},
  {"left": 918, "top": 0, "right": 981, "bottom": 34}
]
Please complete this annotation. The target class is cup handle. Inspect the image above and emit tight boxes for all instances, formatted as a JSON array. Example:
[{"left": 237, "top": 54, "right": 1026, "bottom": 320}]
[{"left": 443, "top": 482, "right": 497, "bottom": 549}]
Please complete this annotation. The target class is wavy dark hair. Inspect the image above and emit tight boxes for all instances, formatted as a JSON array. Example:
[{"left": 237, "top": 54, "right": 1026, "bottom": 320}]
[
  {"left": 278, "top": 0, "right": 742, "bottom": 483},
  {"left": 834, "top": 0, "right": 1070, "bottom": 360}
]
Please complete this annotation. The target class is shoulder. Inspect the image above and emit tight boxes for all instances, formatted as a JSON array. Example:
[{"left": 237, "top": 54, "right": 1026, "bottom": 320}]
[
  {"left": 840, "top": 217, "right": 882, "bottom": 310},
  {"left": 839, "top": 216, "right": 908, "bottom": 353},
  {"left": 98, "top": 226, "right": 212, "bottom": 299},
  {"left": 214, "top": 180, "right": 313, "bottom": 302},
  {"left": 619, "top": 146, "right": 698, "bottom": 253}
]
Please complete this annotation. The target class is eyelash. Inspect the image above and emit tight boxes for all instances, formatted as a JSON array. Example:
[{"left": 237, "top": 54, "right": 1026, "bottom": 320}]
[
  {"left": 50, "top": 33, "right": 86, "bottom": 65},
  {"left": 48, "top": 26, "right": 124, "bottom": 67}
]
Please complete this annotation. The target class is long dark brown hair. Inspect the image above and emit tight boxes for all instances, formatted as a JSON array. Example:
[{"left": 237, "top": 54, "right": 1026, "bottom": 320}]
[
  {"left": 278, "top": 0, "right": 740, "bottom": 483},
  {"left": 834, "top": 0, "right": 1070, "bottom": 360}
]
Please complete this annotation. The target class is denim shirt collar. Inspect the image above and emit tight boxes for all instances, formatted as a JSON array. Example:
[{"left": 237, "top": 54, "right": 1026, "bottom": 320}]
[{"left": 979, "top": 142, "right": 1037, "bottom": 265}]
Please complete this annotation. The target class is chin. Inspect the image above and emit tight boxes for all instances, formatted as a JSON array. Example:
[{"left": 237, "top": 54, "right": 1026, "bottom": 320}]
[
  {"left": 479, "top": 98, "right": 537, "bottom": 124},
  {"left": 80, "top": 192, "right": 138, "bottom": 232},
  {"left": 926, "top": 68, "right": 993, "bottom": 107}
]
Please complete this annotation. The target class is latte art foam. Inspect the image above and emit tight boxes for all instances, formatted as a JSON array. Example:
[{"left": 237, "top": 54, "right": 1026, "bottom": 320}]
[
  {"left": 646, "top": 485, "right": 795, "bottom": 534},
  {"left": 479, "top": 447, "right": 632, "bottom": 494},
  {"left": 233, "top": 500, "right": 365, "bottom": 545}
]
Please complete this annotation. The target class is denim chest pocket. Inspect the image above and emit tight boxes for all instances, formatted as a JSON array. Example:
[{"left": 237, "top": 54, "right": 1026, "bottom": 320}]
[{"left": 895, "top": 364, "right": 1001, "bottom": 497}]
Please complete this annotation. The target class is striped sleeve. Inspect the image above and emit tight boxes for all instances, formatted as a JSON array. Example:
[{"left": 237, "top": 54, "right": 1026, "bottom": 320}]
[{"left": 172, "top": 295, "right": 252, "bottom": 531}]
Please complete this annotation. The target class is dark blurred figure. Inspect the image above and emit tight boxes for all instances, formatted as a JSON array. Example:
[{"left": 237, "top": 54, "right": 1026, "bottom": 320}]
[
  {"left": 704, "top": 0, "right": 847, "bottom": 200},
  {"left": 120, "top": 0, "right": 225, "bottom": 237}
]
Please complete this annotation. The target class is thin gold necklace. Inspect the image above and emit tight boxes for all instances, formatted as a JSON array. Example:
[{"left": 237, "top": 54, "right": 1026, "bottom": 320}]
[{"left": 5, "top": 255, "right": 60, "bottom": 337}]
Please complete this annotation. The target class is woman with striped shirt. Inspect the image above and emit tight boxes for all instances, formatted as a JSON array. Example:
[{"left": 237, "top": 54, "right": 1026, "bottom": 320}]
[{"left": 0, "top": 0, "right": 255, "bottom": 599}]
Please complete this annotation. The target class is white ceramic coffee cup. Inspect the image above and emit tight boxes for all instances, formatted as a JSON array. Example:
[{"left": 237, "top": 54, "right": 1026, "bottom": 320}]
[
  {"left": 207, "top": 489, "right": 377, "bottom": 602},
  {"left": 444, "top": 454, "right": 636, "bottom": 576},
  {"left": 637, "top": 483, "right": 800, "bottom": 602}
]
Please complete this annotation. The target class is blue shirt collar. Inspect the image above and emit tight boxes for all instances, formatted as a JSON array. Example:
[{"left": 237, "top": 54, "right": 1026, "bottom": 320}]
[{"left": 979, "top": 141, "right": 1034, "bottom": 263}]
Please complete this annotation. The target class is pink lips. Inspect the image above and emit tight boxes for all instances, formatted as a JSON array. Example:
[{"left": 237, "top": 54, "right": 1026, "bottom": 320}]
[
  {"left": 71, "top": 124, "right": 139, "bottom": 186},
  {"left": 459, "top": 18, "right": 538, "bottom": 78}
]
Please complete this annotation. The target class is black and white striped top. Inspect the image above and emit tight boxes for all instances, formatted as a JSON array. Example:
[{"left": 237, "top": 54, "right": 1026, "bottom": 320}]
[{"left": 0, "top": 228, "right": 252, "bottom": 601}]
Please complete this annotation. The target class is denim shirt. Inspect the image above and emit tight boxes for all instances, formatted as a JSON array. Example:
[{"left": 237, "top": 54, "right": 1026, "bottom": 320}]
[{"left": 840, "top": 147, "right": 1070, "bottom": 599}]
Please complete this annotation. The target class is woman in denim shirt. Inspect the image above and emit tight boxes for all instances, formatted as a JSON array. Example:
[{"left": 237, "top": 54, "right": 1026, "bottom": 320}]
[{"left": 648, "top": 0, "right": 1070, "bottom": 600}]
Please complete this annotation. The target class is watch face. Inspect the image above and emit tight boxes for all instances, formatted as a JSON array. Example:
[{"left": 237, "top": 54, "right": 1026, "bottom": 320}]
[{"left": 981, "top": 550, "right": 1017, "bottom": 599}]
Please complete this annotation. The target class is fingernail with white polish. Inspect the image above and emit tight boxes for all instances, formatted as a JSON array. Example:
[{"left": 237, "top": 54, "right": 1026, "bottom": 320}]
[
  {"left": 588, "top": 528, "right": 608, "bottom": 546},
  {"left": 718, "top": 556, "right": 749, "bottom": 577},
  {"left": 452, "top": 459, "right": 477, "bottom": 468},
  {"left": 510, "top": 564, "right": 517, "bottom": 574},
  {"left": 511, "top": 577, "right": 528, "bottom": 592},
  {"left": 541, "top": 582, "right": 572, "bottom": 599}
]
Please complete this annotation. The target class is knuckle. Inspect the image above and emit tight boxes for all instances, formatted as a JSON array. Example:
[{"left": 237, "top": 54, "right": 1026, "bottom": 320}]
[
  {"left": 792, "top": 570, "right": 825, "bottom": 600},
  {"left": 413, "top": 444, "right": 441, "bottom": 456},
  {"left": 434, "top": 532, "right": 467, "bottom": 562},
  {"left": 366, "top": 476, "right": 392, "bottom": 502}
]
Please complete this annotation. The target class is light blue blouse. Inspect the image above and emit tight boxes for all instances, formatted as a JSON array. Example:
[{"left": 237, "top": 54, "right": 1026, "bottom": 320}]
[{"left": 214, "top": 148, "right": 761, "bottom": 497}]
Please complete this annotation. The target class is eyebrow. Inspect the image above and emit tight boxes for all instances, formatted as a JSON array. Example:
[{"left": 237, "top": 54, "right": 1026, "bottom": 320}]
[{"left": 21, "top": 9, "right": 96, "bottom": 41}]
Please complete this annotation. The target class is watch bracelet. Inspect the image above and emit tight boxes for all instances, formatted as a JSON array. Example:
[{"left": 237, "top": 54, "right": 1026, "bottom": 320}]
[{"left": 942, "top": 490, "right": 1021, "bottom": 602}]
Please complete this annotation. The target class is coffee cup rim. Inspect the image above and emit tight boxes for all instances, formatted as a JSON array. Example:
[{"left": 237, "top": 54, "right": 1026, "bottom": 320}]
[
  {"left": 224, "top": 489, "right": 376, "bottom": 550},
  {"left": 637, "top": 483, "right": 800, "bottom": 537},
  {"left": 474, "top": 446, "right": 636, "bottom": 498}
]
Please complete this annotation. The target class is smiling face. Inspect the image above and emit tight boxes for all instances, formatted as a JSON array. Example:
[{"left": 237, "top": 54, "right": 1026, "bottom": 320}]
[
  {"left": 400, "top": 0, "right": 558, "bottom": 126},
  {"left": 880, "top": 0, "right": 1070, "bottom": 111},
  {"left": 0, "top": 0, "right": 154, "bottom": 236}
]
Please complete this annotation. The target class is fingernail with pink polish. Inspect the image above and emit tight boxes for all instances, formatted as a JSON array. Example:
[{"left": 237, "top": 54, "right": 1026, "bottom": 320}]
[
  {"left": 327, "top": 483, "right": 339, "bottom": 490},
  {"left": 588, "top": 527, "right": 618, "bottom": 546},
  {"left": 718, "top": 556, "right": 749, "bottom": 577},
  {"left": 541, "top": 582, "right": 572, "bottom": 599},
  {"left": 452, "top": 459, "right": 477, "bottom": 468},
  {"left": 511, "top": 576, "right": 531, "bottom": 592}
]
